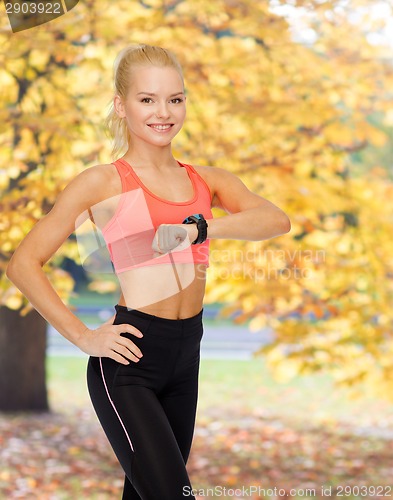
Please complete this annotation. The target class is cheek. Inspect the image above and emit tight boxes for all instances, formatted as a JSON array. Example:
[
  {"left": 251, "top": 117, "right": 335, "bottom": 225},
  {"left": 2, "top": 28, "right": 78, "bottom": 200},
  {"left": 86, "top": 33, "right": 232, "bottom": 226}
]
[
  {"left": 126, "top": 106, "right": 149, "bottom": 125},
  {"left": 176, "top": 106, "right": 186, "bottom": 122}
]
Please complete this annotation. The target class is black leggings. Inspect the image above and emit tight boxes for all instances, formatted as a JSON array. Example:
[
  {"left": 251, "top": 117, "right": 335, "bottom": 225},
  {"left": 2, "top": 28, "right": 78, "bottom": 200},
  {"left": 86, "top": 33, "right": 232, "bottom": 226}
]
[{"left": 86, "top": 304, "right": 203, "bottom": 499}]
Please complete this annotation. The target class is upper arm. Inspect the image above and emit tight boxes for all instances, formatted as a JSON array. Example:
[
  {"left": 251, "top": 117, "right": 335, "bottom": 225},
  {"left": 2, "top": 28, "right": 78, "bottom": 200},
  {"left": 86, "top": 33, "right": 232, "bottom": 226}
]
[
  {"left": 8, "top": 165, "right": 113, "bottom": 268},
  {"left": 200, "top": 165, "right": 285, "bottom": 215}
]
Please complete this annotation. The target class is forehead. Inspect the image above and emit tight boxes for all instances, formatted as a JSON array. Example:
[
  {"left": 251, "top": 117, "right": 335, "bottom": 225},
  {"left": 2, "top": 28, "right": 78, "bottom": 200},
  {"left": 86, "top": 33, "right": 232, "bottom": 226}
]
[{"left": 130, "top": 65, "right": 184, "bottom": 92}]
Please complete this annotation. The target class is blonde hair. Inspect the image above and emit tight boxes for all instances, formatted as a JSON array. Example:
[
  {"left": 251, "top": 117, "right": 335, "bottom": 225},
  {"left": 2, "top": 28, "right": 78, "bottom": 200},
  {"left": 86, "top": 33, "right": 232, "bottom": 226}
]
[{"left": 104, "top": 44, "right": 184, "bottom": 159}]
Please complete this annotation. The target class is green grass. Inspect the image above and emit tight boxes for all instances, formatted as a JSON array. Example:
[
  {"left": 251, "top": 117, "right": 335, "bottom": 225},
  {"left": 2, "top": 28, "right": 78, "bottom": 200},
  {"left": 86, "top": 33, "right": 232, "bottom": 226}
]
[
  {"left": 62, "top": 290, "right": 393, "bottom": 429},
  {"left": 199, "top": 358, "right": 393, "bottom": 429},
  {"left": 46, "top": 356, "right": 90, "bottom": 410},
  {"left": 46, "top": 355, "right": 393, "bottom": 429}
]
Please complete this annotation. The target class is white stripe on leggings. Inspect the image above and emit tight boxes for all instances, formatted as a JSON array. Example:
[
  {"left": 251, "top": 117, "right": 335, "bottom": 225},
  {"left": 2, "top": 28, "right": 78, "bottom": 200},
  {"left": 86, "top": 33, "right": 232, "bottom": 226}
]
[{"left": 99, "top": 357, "right": 135, "bottom": 452}]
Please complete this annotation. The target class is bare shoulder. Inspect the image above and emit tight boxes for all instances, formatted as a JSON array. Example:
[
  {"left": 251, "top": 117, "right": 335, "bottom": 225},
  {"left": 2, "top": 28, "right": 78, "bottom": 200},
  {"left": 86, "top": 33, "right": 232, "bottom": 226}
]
[
  {"left": 72, "top": 163, "right": 119, "bottom": 196},
  {"left": 41, "top": 163, "right": 121, "bottom": 230},
  {"left": 6, "top": 163, "right": 122, "bottom": 267},
  {"left": 192, "top": 164, "right": 238, "bottom": 184},
  {"left": 58, "top": 163, "right": 120, "bottom": 208},
  {"left": 191, "top": 164, "right": 245, "bottom": 205}
]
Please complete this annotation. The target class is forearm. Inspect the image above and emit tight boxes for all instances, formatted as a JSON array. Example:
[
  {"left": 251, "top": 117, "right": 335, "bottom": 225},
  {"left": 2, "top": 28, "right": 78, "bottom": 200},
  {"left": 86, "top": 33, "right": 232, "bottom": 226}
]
[
  {"left": 6, "top": 259, "right": 88, "bottom": 348},
  {"left": 206, "top": 205, "right": 291, "bottom": 241}
]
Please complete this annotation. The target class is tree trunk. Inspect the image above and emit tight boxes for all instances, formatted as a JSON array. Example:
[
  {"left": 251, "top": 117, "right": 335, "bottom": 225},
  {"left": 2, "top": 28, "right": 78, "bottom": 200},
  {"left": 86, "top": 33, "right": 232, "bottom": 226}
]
[{"left": 0, "top": 306, "right": 49, "bottom": 412}]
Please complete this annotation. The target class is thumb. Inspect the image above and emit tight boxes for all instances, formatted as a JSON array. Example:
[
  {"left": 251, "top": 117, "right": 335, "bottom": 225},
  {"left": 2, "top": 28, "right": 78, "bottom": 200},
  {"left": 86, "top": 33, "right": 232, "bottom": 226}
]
[{"left": 171, "top": 228, "right": 192, "bottom": 252}]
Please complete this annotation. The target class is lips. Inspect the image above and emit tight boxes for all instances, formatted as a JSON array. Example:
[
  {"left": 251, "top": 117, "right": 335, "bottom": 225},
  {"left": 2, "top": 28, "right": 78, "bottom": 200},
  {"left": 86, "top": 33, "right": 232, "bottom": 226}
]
[{"left": 148, "top": 124, "right": 174, "bottom": 131}]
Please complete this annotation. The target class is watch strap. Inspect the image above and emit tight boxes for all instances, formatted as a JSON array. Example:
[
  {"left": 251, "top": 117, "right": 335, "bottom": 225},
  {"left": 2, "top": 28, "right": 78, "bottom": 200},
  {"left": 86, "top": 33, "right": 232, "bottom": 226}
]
[{"left": 182, "top": 213, "right": 208, "bottom": 244}]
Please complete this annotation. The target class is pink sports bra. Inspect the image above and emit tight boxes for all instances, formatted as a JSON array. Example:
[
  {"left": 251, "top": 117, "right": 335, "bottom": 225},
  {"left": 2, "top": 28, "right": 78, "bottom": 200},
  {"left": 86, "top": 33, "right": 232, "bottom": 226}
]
[{"left": 101, "top": 158, "right": 213, "bottom": 274}]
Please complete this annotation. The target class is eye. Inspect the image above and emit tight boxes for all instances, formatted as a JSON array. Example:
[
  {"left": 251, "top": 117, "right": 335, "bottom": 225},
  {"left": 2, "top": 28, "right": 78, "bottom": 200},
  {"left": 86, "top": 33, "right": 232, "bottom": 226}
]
[
  {"left": 141, "top": 97, "right": 153, "bottom": 103},
  {"left": 171, "top": 98, "right": 184, "bottom": 104}
]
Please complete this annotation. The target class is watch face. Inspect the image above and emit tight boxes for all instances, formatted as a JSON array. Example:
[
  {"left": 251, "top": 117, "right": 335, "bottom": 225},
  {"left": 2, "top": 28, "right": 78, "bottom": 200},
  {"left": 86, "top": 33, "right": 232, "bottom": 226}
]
[{"left": 183, "top": 214, "right": 205, "bottom": 224}]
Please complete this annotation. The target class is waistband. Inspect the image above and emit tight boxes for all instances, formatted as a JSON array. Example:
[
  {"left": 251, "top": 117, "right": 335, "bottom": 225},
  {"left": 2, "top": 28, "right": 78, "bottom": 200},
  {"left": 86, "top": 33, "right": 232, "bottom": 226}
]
[{"left": 114, "top": 304, "right": 204, "bottom": 326}]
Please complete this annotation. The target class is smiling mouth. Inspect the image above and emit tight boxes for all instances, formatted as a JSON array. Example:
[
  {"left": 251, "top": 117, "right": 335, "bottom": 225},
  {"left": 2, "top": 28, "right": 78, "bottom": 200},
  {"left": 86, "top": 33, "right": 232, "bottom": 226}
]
[{"left": 148, "top": 124, "right": 174, "bottom": 131}]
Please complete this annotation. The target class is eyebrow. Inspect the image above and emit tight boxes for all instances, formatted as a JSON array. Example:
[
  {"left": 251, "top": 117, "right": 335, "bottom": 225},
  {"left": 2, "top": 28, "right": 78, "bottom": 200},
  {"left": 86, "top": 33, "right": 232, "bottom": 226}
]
[{"left": 136, "top": 92, "right": 185, "bottom": 97}]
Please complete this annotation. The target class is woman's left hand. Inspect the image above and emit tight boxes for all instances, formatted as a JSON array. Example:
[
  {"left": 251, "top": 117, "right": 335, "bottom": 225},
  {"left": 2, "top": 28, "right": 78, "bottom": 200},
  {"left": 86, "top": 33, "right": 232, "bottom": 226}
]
[{"left": 152, "top": 224, "right": 197, "bottom": 254}]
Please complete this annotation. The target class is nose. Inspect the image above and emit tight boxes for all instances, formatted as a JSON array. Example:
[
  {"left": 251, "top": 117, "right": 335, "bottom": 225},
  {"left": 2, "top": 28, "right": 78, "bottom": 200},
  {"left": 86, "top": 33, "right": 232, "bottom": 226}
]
[{"left": 155, "top": 101, "right": 170, "bottom": 119}]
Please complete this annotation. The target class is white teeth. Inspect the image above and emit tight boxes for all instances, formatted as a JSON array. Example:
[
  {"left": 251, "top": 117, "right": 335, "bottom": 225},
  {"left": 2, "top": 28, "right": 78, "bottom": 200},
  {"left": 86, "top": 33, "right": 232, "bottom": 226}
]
[{"left": 149, "top": 124, "right": 172, "bottom": 130}]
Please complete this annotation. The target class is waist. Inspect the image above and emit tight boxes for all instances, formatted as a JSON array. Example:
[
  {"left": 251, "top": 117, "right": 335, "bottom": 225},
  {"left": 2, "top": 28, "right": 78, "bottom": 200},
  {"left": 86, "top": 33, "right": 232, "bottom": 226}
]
[
  {"left": 114, "top": 303, "right": 204, "bottom": 335},
  {"left": 117, "top": 264, "right": 206, "bottom": 318},
  {"left": 117, "top": 263, "right": 206, "bottom": 317}
]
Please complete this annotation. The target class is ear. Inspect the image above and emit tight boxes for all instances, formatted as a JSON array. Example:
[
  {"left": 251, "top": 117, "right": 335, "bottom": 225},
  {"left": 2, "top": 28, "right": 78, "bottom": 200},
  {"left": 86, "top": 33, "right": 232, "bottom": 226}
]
[{"left": 114, "top": 95, "right": 126, "bottom": 118}]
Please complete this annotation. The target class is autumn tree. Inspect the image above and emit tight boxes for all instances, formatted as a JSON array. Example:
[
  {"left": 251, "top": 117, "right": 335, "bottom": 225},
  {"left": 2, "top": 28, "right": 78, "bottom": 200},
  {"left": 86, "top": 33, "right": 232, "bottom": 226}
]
[{"left": 1, "top": 0, "right": 392, "bottom": 410}]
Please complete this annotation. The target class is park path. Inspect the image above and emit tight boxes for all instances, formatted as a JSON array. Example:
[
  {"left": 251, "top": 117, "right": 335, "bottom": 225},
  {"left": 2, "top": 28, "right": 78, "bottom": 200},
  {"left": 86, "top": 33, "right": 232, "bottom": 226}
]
[{"left": 47, "top": 306, "right": 274, "bottom": 360}]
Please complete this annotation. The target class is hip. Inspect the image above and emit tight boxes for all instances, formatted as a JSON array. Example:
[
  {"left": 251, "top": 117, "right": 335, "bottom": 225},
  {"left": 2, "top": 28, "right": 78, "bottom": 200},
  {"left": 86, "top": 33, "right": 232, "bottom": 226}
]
[{"left": 91, "top": 305, "right": 204, "bottom": 392}]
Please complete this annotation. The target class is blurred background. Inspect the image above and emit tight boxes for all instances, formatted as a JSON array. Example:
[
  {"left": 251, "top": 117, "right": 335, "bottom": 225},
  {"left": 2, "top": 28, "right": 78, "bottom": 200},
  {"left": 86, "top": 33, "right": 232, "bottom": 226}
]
[{"left": 1, "top": 0, "right": 393, "bottom": 498}]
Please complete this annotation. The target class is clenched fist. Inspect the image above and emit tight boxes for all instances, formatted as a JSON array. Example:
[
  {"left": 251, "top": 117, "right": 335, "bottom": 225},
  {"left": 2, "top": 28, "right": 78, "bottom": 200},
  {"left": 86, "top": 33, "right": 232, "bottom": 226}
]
[{"left": 152, "top": 224, "right": 198, "bottom": 254}]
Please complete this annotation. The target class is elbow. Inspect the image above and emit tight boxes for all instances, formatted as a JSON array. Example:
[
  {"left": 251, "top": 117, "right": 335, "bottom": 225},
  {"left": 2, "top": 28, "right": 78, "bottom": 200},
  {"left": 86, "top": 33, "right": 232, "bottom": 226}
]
[
  {"left": 6, "top": 252, "right": 38, "bottom": 283},
  {"left": 5, "top": 255, "right": 19, "bottom": 283},
  {"left": 270, "top": 210, "right": 291, "bottom": 237},
  {"left": 5, "top": 265, "right": 15, "bottom": 285},
  {"left": 281, "top": 214, "right": 291, "bottom": 235}
]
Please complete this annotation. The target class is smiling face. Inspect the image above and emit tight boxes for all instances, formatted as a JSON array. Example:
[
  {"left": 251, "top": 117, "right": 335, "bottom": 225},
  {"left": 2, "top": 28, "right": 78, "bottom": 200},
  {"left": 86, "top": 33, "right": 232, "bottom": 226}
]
[{"left": 114, "top": 65, "right": 186, "bottom": 149}]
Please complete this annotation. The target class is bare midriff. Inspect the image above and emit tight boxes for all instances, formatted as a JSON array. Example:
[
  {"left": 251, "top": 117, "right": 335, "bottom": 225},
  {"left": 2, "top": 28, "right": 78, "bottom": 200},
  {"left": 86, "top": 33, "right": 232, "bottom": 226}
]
[{"left": 117, "top": 262, "right": 207, "bottom": 319}]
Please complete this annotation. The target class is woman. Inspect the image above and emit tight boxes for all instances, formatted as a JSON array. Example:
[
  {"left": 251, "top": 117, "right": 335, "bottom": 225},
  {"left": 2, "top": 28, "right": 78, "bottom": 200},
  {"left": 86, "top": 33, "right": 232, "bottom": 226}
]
[{"left": 6, "top": 44, "right": 291, "bottom": 499}]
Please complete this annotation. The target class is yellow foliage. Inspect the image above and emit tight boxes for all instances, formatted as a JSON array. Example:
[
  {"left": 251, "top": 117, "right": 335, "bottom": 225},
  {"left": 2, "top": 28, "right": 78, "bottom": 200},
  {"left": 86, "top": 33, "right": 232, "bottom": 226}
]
[{"left": 1, "top": 0, "right": 393, "bottom": 398}]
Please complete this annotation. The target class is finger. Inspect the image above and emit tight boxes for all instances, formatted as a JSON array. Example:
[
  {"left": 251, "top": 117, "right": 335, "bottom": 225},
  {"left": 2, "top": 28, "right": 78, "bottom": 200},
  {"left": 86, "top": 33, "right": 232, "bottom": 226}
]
[
  {"left": 165, "top": 225, "right": 184, "bottom": 252},
  {"left": 151, "top": 230, "right": 160, "bottom": 253},
  {"left": 156, "top": 232, "right": 162, "bottom": 253},
  {"left": 172, "top": 228, "right": 191, "bottom": 252},
  {"left": 156, "top": 225, "right": 165, "bottom": 253},
  {"left": 171, "top": 237, "right": 189, "bottom": 252},
  {"left": 110, "top": 351, "right": 131, "bottom": 365},
  {"left": 114, "top": 340, "right": 143, "bottom": 360},
  {"left": 117, "top": 324, "right": 144, "bottom": 338},
  {"left": 114, "top": 331, "right": 144, "bottom": 358},
  {"left": 175, "top": 225, "right": 187, "bottom": 241},
  {"left": 169, "top": 226, "right": 180, "bottom": 251},
  {"left": 162, "top": 226, "right": 170, "bottom": 253}
]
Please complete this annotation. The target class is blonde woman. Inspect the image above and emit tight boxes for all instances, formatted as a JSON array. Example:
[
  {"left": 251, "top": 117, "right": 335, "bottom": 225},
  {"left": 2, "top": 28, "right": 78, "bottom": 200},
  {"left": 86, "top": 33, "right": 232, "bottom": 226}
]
[{"left": 6, "top": 44, "right": 291, "bottom": 499}]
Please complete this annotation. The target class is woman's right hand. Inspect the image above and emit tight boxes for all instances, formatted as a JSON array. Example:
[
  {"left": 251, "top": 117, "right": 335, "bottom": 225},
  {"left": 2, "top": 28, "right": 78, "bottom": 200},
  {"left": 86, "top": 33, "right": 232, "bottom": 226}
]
[{"left": 76, "top": 318, "right": 144, "bottom": 365}]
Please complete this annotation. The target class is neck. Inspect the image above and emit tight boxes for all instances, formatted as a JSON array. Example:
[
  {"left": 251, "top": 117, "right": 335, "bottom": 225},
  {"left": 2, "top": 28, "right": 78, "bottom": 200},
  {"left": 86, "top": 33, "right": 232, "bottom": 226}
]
[{"left": 122, "top": 142, "right": 178, "bottom": 170}]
